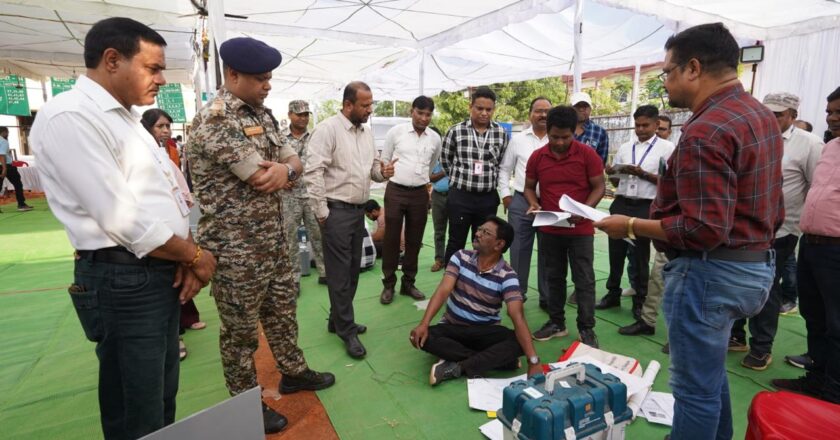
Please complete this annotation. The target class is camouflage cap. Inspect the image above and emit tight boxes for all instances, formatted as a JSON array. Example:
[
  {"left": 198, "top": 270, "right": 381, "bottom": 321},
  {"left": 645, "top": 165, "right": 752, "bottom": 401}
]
[
  {"left": 763, "top": 92, "right": 800, "bottom": 112},
  {"left": 288, "top": 100, "right": 310, "bottom": 114}
]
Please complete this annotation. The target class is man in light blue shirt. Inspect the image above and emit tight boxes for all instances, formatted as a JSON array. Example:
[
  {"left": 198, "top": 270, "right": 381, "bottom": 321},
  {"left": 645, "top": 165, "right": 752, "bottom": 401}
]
[{"left": 0, "top": 126, "right": 33, "bottom": 212}]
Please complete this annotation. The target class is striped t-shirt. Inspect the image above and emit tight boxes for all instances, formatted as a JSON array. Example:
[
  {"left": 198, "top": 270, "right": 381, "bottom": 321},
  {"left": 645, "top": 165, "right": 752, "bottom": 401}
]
[{"left": 441, "top": 250, "right": 523, "bottom": 326}]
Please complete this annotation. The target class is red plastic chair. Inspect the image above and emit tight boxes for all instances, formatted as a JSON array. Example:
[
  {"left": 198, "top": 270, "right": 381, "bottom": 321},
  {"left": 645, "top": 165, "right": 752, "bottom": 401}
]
[{"left": 747, "top": 391, "right": 840, "bottom": 439}]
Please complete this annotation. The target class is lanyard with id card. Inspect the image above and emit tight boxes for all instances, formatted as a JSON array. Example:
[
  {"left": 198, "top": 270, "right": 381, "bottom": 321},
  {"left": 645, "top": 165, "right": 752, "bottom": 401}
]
[
  {"left": 471, "top": 127, "right": 490, "bottom": 176},
  {"left": 621, "top": 137, "right": 656, "bottom": 198}
]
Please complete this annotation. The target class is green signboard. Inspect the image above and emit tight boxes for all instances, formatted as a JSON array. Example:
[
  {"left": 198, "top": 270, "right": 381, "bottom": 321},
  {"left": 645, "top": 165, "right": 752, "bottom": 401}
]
[
  {"left": 0, "top": 75, "right": 31, "bottom": 116},
  {"left": 51, "top": 77, "right": 76, "bottom": 97},
  {"left": 156, "top": 83, "right": 186, "bottom": 123}
]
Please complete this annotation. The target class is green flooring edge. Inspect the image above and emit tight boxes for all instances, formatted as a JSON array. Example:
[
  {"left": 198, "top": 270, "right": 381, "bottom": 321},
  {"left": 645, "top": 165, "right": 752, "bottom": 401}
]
[{"left": 0, "top": 195, "right": 808, "bottom": 439}]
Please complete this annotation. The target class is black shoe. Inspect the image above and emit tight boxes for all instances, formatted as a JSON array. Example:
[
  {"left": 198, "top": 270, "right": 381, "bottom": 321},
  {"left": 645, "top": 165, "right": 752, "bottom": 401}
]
[
  {"left": 262, "top": 403, "right": 288, "bottom": 434},
  {"left": 380, "top": 286, "right": 395, "bottom": 304},
  {"left": 280, "top": 368, "right": 336, "bottom": 393},
  {"left": 16, "top": 204, "right": 33, "bottom": 212},
  {"left": 532, "top": 321, "right": 569, "bottom": 341},
  {"left": 327, "top": 320, "right": 367, "bottom": 335},
  {"left": 343, "top": 334, "right": 366, "bottom": 359},
  {"left": 400, "top": 284, "right": 426, "bottom": 300},
  {"left": 595, "top": 295, "right": 621, "bottom": 310},
  {"left": 728, "top": 337, "right": 748, "bottom": 352},
  {"left": 579, "top": 328, "right": 599, "bottom": 348},
  {"left": 741, "top": 351, "right": 772, "bottom": 371},
  {"left": 618, "top": 320, "right": 655, "bottom": 336},
  {"left": 567, "top": 292, "right": 577, "bottom": 305},
  {"left": 662, "top": 342, "right": 670, "bottom": 354},
  {"left": 318, "top": 276, "right": 328, "bottom": 285},
  {"left": 785, "top": 353, "right": 814, "bottom": 369},
  {"left": 771, "top": 373, "right": 823, "bottom": 398},
  {"left": 429, "top": 359, "right": 462, "bottom": 386}
]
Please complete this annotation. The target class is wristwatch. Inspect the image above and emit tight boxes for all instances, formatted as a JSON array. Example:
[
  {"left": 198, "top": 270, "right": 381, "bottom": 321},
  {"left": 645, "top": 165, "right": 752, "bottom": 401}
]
[
  {"left": 528, "top": 355, "right": 540, "bottom": 366},
  {"left": 287, "top": 165, "right": 298, "bottom": 181}
]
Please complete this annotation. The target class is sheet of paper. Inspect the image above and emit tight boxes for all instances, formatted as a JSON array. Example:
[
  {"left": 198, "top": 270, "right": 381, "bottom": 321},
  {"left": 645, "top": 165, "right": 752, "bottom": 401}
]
[
  {"left": 559, "top": 194, "right": 609, "bottom": 222},
  {"left": 413, "top": 299, "right": 429, "bottom": 310},
  {"left": 559, "top": 194, "right": 634, "bottom": 245},
  {"left": 531, "top": 210, "right": 572, "bottom": 227},
  {"left": 640, "top": 391, "right": 674, "bottom": 426},
  {"left": 548, "top": 355, "right": 652, "bottom": 400},
  {"left": 479, "top": 419, "right": 504, "bottom": 440},
  {"left": 467, "top": 374, "right": 526, "bottom": 412}
]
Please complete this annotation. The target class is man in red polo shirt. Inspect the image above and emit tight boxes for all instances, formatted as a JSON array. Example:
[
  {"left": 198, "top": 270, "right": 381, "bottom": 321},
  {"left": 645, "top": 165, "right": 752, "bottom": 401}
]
[
  {"left": 595, "top": 23, "right": 783, "bottom": 440},
  {"left": 524, "top": 105, "right": 605, "bottom": 347}
]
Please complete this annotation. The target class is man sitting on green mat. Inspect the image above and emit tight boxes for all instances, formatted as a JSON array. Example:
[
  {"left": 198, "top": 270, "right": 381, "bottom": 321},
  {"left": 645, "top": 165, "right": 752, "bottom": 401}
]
[{"left": 409, "top": 216, "right": 542, "bottom": 385}]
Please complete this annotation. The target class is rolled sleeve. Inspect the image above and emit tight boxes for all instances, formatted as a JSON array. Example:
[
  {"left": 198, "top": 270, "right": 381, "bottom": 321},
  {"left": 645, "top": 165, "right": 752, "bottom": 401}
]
[{"left": 229, "top": 151, "right": 263, "bottom": 181}]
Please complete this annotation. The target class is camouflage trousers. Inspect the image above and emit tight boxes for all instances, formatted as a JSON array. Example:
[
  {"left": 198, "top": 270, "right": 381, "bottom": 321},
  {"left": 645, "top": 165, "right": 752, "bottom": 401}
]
[
  {"left": 282, "top": 196, "right": 326, "bottom": 280},
  {"left": 211, "top": 248, "right": 308, "bottom": 396}
]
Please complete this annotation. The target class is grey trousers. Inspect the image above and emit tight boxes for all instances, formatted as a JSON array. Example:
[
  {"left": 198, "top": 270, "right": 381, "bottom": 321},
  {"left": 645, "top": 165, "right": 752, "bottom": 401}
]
[
  {"left": 431, "top": 191, "right": 448, "bottom": 262},
  {"left": 320, "top": 204, "right": 365, "bottom": 339},
  {"left": 507, "top": 192, "right": 548, "bottom": 304}
]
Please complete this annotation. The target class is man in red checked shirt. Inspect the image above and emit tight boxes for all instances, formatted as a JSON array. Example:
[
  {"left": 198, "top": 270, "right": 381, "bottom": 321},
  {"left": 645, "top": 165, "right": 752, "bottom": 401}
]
[{"left": 595, "top": 23, "right": 783, "bottom": 440}]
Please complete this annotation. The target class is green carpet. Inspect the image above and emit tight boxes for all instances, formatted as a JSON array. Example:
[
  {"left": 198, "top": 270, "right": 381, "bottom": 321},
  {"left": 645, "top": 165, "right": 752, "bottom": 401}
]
[{"left": 0, "top": 195, "right": 808, "bottom": 439}]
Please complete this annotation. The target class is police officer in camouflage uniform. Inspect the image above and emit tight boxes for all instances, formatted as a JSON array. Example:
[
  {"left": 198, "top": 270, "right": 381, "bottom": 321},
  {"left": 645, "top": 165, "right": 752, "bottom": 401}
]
[
  {"left": 186, "top": 37, "right": 335, "bottom": 434},
  {"left": 281, "top": 100, "right": 327, "bottom": 285}
]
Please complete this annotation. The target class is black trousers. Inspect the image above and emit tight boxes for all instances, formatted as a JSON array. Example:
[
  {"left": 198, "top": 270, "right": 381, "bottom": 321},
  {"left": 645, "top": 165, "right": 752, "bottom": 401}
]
[
  {"left": 444, "top": 187, "right": 499, "bottom": 264},
  {"left": 422, "top": 323, "right": 523, "bottom": 377},
  {"left": 604, "top": 197, "right": 652, "bottom": 308},
  {"left": 4, "top": 163, "right": 27, "bottom": 206},
  {"left": 542, "top": 234, "right": 596, "bottom": 330},
  {"left": 731, "top": 234, "right": 799, "bottom": 354}
]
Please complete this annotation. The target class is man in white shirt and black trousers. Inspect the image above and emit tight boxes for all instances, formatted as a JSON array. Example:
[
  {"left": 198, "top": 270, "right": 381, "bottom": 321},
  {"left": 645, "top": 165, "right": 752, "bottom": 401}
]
[
  {"left": 597, "top": 105, "right": 674, "bottom": 321},
  {"left": 30, "top": 18, "right": 217, "bottom": 440},
  {"left": 379, "top": 96, "right": 441, "bottom": 304},
  {"left": 498, "top": 97, "right": 551, "bottom": 308}
]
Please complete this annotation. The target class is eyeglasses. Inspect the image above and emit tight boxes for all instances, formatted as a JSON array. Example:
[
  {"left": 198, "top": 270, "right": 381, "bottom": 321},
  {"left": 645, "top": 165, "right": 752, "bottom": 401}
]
[
  {"left": 476, "top": 226, "right": 497, "bottom": 238},
  {"left": 656, "top": 127, "right": 669, "bottom": 131},
  {"left": 658, "top": 64, "right": 684, "bottom": 82}
]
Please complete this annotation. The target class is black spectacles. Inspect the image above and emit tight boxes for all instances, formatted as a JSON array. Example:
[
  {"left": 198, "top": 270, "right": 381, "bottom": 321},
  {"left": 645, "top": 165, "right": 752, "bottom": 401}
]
[
  {"left": 476, "top": 226, "right": 497, "bottom": 238},
  {"left": 658, "top": 63, "right": 684, "bottom": 82}
]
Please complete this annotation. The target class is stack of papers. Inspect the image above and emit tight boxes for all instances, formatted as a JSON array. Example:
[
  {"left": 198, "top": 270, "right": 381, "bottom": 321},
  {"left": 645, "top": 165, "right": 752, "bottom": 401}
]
[
  {"left": 467, "top": 375, "right": 526, "bottom": 412},
  {"left": 640, "top": 392, "right": 675, "bottom": 426},
  {"left": 531, "top": 210, "right": 572, "bottom": 227}
]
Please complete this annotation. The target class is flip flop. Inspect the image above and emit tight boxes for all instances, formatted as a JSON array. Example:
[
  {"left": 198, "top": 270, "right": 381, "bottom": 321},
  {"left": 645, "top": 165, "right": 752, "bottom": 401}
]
[
  {"left": 189, "top": 321, "right": 207, "bottom": 330},
  {"left": 179, "top": 338, "right": 188, "bottom": 361}
]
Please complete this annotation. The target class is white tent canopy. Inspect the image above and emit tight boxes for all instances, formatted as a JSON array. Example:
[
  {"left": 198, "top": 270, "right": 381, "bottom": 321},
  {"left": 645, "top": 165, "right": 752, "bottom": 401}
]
[{"left": 0, "top": 0, "right": 839, "bottom": 131}]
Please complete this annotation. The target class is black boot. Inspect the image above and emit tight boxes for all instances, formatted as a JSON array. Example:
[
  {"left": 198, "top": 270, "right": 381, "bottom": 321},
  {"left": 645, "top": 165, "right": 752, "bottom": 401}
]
[{"left": 262, "top": 403, "right": 288, "bottom": 434}]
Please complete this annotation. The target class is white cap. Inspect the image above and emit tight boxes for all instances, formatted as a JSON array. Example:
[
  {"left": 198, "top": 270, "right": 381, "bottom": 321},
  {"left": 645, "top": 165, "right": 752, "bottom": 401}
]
[{"left": 570, "top": 91, "right": 592, "bottom": 107}]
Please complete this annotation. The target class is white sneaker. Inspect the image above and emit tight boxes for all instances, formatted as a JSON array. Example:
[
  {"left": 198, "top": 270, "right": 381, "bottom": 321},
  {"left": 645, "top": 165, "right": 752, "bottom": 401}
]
[{"left": 621, "top": 287, "right": 636, "bottom": 297}]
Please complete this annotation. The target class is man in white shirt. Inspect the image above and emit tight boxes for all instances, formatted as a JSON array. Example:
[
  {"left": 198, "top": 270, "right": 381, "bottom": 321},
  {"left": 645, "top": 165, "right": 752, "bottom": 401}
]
[
  {"left": 597, "top": 105, "right": 674, "bottom": 321},
  {"left": 498, "top": 97, "right": 551, "bottom": 308},
  {"left": 379, "top": 96, "right": 441, "bottom": 304},
  {"left": 731, "top": 92, "right": 824, "bottom": 370},
  {"left": 29, "top": 18, "right": 216, "bottom": 440}
]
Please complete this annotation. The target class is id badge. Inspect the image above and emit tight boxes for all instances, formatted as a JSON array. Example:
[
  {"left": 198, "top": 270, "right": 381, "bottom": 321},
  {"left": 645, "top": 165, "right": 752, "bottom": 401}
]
[
  {"left": 173, "top": 188, "right": 191, "bottom": 217},
  {"left": 626, "top": 176, "right": 639, "bottom": 198},
  {"left": 473, "top": 160, "right": 484, "bottom": 176}
]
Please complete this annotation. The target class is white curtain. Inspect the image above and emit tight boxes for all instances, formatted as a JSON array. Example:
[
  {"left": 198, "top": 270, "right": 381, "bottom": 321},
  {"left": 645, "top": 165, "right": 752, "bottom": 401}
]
[{"left": 754, "top": 28, "right": 840, "bottom": 138}]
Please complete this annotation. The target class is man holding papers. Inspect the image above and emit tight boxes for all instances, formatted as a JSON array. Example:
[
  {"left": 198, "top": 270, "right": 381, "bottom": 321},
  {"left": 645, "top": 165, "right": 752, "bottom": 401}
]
[
  {"left": 524, "top": 106, "right": 605, "bottom": 347},
  {"left": 597, "top": 105, "right": 674, "bottom": 323}
]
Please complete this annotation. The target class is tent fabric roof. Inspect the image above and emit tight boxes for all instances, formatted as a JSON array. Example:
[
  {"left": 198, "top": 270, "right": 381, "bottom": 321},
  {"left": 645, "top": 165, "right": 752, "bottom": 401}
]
[{"left": 0, "top": 1, "right": 838, "bottom": 104}]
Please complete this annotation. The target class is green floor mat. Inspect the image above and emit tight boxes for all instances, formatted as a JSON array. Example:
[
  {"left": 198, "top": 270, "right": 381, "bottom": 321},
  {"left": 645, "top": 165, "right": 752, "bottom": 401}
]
[{"left": 0, "top": 196, "right": 809, "bottom": 439}]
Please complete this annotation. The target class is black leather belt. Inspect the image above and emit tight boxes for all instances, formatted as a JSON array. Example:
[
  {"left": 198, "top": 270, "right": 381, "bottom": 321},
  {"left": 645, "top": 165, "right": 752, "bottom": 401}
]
[
  {"left": 327, "top": 200, "right": 365, "bottom": 210},
  {"left": 389, "top": 181, "right": 426, "bottom": 191},
  {"left": 76, "top": 246, "right": 173, "bottom": 266},
  {"left": 802, "top": 234, "right": 840, "bottom": 245},
  {"left": 665, "top": 248, "right": 773, "bottom": 263},
  {"left": 615, "top": 196, "right": 653, "bottom": 206}
]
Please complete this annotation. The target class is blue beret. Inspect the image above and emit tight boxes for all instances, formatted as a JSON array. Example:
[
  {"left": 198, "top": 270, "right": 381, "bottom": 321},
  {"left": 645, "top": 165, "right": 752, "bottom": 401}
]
[{"left": 219, "top": 37, "right": 282, "bottom": 74}]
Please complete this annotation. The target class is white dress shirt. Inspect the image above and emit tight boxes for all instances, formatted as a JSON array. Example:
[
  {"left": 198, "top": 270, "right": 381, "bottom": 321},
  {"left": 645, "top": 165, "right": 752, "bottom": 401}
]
[
  {"left": 612, "top": 135, "right": 675, "bottom": 200},
  {"left": 778, "top": 125, "right": 823, "bottom": 238},
  {"left": 30, "top": 75, "right": 189, "bottom": 257},
  {"left": 380, "top": 122, "right": 441, "bottom": 187},
  {"left": 497, "top": 126, "right": 547, "bottom": 197}
]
